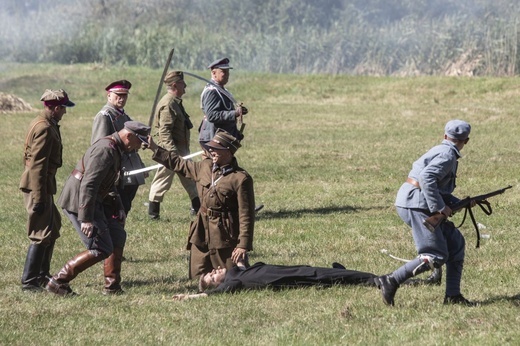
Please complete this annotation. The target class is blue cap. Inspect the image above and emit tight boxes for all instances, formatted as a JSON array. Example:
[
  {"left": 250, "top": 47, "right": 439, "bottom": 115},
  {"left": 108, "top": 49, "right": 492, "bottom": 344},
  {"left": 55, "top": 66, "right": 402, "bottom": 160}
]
[{"left": 445, "top": 120, "right": 471, "bottom": 140}]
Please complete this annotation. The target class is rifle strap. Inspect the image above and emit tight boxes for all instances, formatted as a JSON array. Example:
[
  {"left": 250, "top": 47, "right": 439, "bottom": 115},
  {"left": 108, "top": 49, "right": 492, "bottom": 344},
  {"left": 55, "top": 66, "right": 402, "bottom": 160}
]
[{"left": 456, "top": 200, "right": 492, "bottom": 249}]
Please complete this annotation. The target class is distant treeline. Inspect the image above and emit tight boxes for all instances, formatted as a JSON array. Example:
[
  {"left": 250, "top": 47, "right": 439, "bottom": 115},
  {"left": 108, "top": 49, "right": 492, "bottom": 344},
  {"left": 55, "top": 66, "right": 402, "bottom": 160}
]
[{"left": 1, "top": 0, "right": 519, "bottom": 76}]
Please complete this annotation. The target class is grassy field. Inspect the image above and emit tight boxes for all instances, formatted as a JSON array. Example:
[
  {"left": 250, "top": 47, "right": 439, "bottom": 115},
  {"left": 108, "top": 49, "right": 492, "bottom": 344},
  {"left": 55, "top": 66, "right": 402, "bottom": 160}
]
[{"left": 1, "top": 63, "right": 520, "bottom": 345}]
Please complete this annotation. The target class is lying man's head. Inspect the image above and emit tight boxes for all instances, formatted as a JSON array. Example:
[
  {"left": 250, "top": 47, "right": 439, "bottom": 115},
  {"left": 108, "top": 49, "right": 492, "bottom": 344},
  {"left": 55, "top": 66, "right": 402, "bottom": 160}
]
[{"left": 198, "top": 267, "right": 227, "bottom": 292}]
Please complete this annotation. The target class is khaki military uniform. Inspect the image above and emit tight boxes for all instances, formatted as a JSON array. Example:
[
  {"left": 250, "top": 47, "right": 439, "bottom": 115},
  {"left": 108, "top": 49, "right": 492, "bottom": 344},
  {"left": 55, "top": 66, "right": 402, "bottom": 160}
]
[
  {"left": 151, "top": 146, "right": 255, "bottom": 278},
  {"left": 149, "top": 93, "right": 197, "bottom": 203},
  {"left": 20, "top": 112, "right": 62, "bottom": 243}
]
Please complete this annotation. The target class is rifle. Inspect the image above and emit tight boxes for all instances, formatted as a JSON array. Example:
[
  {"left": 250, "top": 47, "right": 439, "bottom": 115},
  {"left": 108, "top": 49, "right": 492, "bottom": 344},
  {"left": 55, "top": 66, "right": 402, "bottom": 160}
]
[{"left": 423, "top": 185, "right": 512, "bottom": 248}]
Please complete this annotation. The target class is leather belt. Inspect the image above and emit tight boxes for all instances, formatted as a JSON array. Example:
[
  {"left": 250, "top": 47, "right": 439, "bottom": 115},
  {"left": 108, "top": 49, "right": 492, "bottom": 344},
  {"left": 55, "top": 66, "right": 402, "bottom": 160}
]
[
  {"left": 406, "top": 177, "right": 420, "bottom": 189},
  {"left": 200, "top": 206, "right": 225, "bottom": 218},
  {"left": 72, "top": 169, "right": 83, "bottom": 181}
]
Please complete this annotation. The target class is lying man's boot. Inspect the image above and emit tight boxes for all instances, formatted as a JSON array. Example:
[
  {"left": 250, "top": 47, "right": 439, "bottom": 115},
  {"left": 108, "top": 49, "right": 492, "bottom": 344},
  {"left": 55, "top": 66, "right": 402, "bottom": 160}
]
[
  {"left": 403, "top": 267, "right": 442, "bottom": 286},
  {"left": 254, "top": 204, "right": 264, "bottom": 214},
  {"left": 375, "top": 274, "right": 399, "bottom": 306},
  {"left": 332, "top": 262, "right": 346, "bottom": 270},
  {"left": 444, "top": 294, "right": 478, "bottom": 306}
]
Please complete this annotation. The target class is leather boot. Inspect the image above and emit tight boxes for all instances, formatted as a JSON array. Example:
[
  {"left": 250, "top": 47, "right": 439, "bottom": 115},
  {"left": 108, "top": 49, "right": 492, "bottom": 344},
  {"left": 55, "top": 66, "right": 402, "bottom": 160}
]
[
  {"left": 21, "top": 243, "right": 46, "bottom": 291},
  {"left": 190, "top": 197, "right": 200, "bottom": 216},
  {"left": 103, "top": 247, "right": 124, "bottom": 295},
  {"left": 375, "top": 274, "right": 399, "bottom": 306},
  {"left": 38, "top": 240, "right": 55, "bottom": 287},
  {"left": 148, "top": 201, "right": 160, "bottom": 220},
  {"left": 46, "top": 250, "right": 101, "bottom": 296}
]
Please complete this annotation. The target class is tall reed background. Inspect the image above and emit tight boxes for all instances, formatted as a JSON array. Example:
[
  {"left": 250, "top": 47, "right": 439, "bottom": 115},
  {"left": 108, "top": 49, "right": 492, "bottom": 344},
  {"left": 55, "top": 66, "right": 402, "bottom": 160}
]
[{"left": 1, "top": 0, "right": 519, "bottom": 76}]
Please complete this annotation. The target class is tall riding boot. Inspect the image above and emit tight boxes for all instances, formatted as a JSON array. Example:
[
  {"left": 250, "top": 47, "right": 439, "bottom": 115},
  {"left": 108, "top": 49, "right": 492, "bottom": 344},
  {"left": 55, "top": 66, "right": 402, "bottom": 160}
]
[
  {"left": 45, "top": 250, "right": 101, "bottom": 296},
  {"left": 190, "top": 197, "right": 200, "bottom": 216},
  {"left": 38, "top": 240, "right": 55, "bottom": 287},
  {"left": 21, "top": 243, "right": 46, "bottom": 291},
  {"left": 103, "top": 247, "right": 124, "bottom": 295},
  {"left": 148, "top": 201, "right": 160, "bottom": 220}
]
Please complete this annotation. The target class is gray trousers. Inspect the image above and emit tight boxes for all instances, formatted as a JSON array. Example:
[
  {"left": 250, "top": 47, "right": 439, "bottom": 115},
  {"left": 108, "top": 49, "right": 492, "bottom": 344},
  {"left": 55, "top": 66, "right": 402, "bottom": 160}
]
[
  {"left": 394, "top": 207, "right": 465, "bottom": 296},
  {"left": 63, "top": 205, "right": 126, "bottom": 258}
]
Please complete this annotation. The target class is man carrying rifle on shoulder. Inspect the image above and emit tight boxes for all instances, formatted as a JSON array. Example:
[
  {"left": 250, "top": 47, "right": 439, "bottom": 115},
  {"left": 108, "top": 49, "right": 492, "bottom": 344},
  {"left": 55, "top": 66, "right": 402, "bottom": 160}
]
[{"left": 376, "top": 120, "right": 478, "bottom": 307}]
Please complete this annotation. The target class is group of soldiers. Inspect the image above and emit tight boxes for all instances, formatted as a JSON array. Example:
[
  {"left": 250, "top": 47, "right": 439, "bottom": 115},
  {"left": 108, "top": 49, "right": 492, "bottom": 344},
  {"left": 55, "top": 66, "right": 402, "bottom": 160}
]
[
  {"left": 21, "top": 57, "right": 255, "bottom": 296},
  {"left": 20, "top": 57, "right": 479, "bottom": 306}
]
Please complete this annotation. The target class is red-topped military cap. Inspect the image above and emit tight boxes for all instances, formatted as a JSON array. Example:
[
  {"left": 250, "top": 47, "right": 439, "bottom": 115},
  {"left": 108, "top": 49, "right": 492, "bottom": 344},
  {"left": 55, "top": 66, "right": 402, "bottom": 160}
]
[{"left": 105, "top": 80, "right": 132, "bottom": 94}]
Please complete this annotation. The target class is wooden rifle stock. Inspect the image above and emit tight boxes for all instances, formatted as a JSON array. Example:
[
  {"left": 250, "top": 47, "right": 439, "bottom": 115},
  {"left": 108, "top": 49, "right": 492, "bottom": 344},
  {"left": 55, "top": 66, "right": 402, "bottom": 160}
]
[{"left": 423, "top": 185, "right": 512, "bottom": 232}]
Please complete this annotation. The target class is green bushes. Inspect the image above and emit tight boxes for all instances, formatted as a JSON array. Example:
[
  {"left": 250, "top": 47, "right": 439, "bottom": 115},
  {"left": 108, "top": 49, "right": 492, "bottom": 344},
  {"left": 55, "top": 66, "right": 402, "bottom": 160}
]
[{"left": 0, "top": 0, "right": 519, "bottom": 75}]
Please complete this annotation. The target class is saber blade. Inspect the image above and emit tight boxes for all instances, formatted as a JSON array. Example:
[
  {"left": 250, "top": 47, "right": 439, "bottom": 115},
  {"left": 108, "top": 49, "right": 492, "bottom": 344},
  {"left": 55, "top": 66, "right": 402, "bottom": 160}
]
[
  {"left": 125, "top": 150, "right": 204, "bottom": 176},
  {"left": 183, "top": 71, "right": 238, "bottom": 105},
  {"left": 380, "top": 249, "right": 411, "bottom": 263}
]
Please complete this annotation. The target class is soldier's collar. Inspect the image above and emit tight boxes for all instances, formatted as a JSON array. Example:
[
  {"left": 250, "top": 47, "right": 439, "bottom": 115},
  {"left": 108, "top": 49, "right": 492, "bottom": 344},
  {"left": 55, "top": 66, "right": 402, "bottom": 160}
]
[{"left": 212, "top": 164, "right": 235, "bottom": 176}]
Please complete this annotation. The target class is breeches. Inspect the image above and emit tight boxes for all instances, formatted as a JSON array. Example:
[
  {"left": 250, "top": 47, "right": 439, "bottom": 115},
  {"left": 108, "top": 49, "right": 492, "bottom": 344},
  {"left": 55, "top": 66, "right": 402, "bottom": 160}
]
[
  {"left": 149, "top": 166, "right": 197, "bottom": 202},
  {"left": 23, "top": 192, "right": 61, "bottom": 244},
  {"left": 63, "top": 205, "right": 126, "bottom": 258},
  {"left": 396, "top": 206, "right": 465, "bottom": 265}
]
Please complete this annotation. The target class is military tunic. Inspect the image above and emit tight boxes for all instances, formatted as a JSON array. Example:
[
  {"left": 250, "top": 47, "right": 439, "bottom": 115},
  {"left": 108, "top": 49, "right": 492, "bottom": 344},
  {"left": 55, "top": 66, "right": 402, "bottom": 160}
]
[
  {"left": 198, "top": 84, "right": 243, "bottom": 144},
  {"left": 149, "top": 93, "right": 197, "bottom": 202},
  {"left": 393, "top": 139, "right": 466, "bottom": 296},
  {"left": 58, "top": 133, "right": 126, "bottom": 256},
  {"left": 151, "top": 145, "right": 255, "bottom": 277},
  {"left": 19, "top": 112, "right": 62, "bottom": 243}
]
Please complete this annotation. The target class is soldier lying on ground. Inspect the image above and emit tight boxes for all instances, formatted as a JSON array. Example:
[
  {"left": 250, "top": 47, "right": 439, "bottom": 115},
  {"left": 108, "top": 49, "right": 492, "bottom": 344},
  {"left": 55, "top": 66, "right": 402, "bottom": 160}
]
[{"left": 172, "top": 261, "right": 377, "bottom": 300}]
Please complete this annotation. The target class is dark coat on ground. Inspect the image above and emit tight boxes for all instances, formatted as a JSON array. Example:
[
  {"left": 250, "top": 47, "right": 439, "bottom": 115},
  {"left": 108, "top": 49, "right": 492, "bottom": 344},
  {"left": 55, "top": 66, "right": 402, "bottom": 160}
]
[{"left": 206, "top": 262, "right": 377, "bottom": 295}]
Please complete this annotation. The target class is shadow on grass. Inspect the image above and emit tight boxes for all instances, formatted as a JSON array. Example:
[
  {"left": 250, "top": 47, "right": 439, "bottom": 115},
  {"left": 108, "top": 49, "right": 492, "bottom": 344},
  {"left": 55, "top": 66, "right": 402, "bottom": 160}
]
[
  {"left": 256, "top": 205, "right": 386, "bottom": 219},
  {"left": 477, "top": 294, "right": 520, "bottom": 306}
]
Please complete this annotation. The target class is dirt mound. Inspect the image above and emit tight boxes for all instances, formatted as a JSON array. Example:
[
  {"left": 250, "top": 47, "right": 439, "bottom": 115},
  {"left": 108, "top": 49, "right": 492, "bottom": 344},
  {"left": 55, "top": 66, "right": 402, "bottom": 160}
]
[{"left": 0, "top": 92, "right": 34, "bottom": 113}]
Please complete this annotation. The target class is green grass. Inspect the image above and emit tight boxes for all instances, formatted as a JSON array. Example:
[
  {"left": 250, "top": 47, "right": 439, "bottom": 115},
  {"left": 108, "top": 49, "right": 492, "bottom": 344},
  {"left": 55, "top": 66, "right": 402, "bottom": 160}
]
[{"left": 1, "top": 63, "right": 520, "bottom": 345}]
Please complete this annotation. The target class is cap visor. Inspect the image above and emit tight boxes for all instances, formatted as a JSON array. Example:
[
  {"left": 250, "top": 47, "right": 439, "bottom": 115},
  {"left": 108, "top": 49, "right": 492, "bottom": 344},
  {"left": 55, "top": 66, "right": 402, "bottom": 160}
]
[
  {"left": 137, "top": 134, "right": 149, "bottom": 144},
  {"left": 63, "top": 100, "right": 75, "bottom": 107},
  {"left": 206, "top": 142, "right": 227, "bottom": 151}
]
